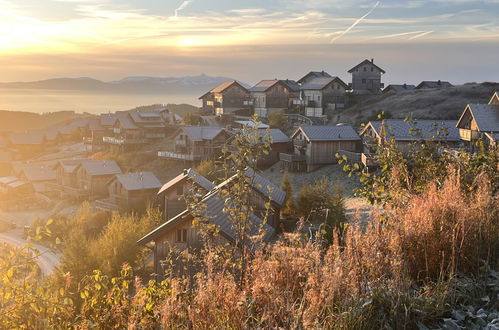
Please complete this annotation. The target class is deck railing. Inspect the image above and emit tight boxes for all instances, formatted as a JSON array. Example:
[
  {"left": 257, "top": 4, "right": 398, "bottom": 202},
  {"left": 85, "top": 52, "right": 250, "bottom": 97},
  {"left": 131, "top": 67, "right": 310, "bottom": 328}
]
[
  {"left": 158, "top": 151, "right": 202, "bottom": 161},
  {"left": 279, "top": 153, "right": 306, "bottom": 162}
]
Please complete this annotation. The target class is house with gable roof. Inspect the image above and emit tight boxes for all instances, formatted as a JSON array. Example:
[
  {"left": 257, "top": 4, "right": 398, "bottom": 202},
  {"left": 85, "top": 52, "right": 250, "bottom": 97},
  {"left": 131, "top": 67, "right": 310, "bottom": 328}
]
[
  {"left": 250, "top": 79, "right": 301, "bottom": 118},
  {"left": 415, "top": 80, "right": 453, "bottom": 89},
  {"left": 300, "top": 77, "right": 350, "bottom": 117},
  {"left": 348, "top": 59, "right": 386, "bottom": 94},
  {"left": 74, "top": 159, "right": 122, "bottom": 199},
  {"left": 199, "top": 80, "right": 251, "bottom": 115},
  {"left": 456, "top": 91, "right": 499, "bottom": 149},
  {"left": 297, "top": 71, "right": 332, "bottom": 86},
  {"left": 158, "top": 126, "right": 230, "bottom": 161}
]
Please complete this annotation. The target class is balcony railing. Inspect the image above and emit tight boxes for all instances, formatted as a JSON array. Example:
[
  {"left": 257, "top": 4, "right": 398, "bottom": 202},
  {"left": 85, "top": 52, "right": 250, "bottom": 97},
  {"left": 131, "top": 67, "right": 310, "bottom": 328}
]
[
  {"left": 103, "top": 137, "right": 146, "bottom": 145},
  {"left": 279, "top": 153, "right": 306, "bottom": 162},
  {"left": 158, "top": 151, "right": 202, "bottom": 161},
  {"left": 459, "top": 129, "right": 479, "bottom": 141}
]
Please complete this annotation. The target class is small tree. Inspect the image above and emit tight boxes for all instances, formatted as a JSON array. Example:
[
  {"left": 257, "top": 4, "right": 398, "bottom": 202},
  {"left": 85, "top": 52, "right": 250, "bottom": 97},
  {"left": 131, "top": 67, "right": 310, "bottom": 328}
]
[
  {"left": 280, "top": 171, "right": 295, "bottom": 217},
  {"left": 268, "top": 110, "right": 286, "bottom": 131}
]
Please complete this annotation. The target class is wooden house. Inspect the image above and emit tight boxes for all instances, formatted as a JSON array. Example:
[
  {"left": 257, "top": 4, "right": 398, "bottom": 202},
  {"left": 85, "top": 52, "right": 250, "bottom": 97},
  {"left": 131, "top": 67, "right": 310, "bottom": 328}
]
[
  {"left": 415, "top": 81, "right": 453, "bottom": 89},
  {"left": 281, "top": 125, "right": 361, "bottom": 172},
  {"left": 157, "top": 168, "right": 215, "bottom": 220},
  {"left": 104, "top": 172, "right": 162, "bottom": 212},
  {"left": 360, "top": 119, "right": 461, "bottom": 157},
  {"left": 348, "top": 59, "right": 385, "bottom": 94},
  {"left": 300, "top": 77, "right": 349, "bottom": 117},
  {"left": 250, "top": 80, "right": 301, "bottom": 118},
  {"left": 382, "top": 84, "right": 416, "bottom": 94},
  {"left": 19, "top": 163, "right": 57, "bottom": 194},
  {"left": 158, "top": 126, "right": 229, "bottom": 162},
  {"left": 297, "top": 71, "right": 332, "bottom": 85},
  {"left": 74, "top": 160, "right": 122, "bottom": 199},
  {"left": 137, "top": 170, "right": 278, "bottom": 278},
  {"left": 52, "top": 159, "right": 90, "bottom": 198},
  {"left": 455, "top": 93, "right": 499, "bottom": 149},
  {"left": 199, "top": 81, "right": 251, "bottom": 115}
]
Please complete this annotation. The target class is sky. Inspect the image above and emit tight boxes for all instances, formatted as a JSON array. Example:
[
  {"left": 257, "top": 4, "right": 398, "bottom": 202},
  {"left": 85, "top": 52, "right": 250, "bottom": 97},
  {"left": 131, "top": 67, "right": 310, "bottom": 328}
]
[{"left": 0, "top": 0, "right": 498, "bottom": 85}]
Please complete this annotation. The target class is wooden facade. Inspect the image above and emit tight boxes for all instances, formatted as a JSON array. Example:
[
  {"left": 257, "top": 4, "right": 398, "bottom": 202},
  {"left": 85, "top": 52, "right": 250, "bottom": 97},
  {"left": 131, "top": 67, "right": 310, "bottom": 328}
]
[
  {"left": 251, "top": 80, "right": 301, "bottom": 118},
  {"left": 301, "top": 78, "right": 349, "bottom": 117},
  {"left": 199, "top": 81, "right": 251, "bottom": 115},
  {"left": 348, "top": 59, "right": 385, "bottom": 94}
]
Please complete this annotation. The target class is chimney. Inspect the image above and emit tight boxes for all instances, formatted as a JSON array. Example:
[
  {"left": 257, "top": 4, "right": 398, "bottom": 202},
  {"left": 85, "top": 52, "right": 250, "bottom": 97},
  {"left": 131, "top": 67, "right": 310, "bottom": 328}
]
[
  {"left": 403, "top": 83, "right": 407, "bottom": 88},
  {"left": 371, "top": 58, "right": 374, "bottom": 63},
  {"left": 438, "top": 79, "right": 441, "bottom": 85}
]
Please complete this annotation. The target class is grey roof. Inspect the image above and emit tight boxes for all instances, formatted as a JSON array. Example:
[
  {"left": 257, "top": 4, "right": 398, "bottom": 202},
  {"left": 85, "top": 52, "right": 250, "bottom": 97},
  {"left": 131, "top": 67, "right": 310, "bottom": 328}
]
[
  {"left": 297, "top": 71, "right": 332, "bottom": 84},
  {"left": 137, "top": 190, "right": 275, "bottom": 245},
  {"left": 250, "top": 80, "right": 279, "bottom": 92},
  {"left": 234, "top": 121, "right": 269, "bottom": 129},
  {"left": 117, "top": 115, "right": 139, "bottom": 130},
  {"left": 88, "top": 119, "right": 105, "bottom": 131},
  {"left": 294, "top": 125, "right": 361, "bottom": 141},
  {"left": 238, "top": 128, "right": 291, "bottom": 144},
  {"left": 55, "top": 158, "right": 91, "bottom": 174},
  {"left": 157, "top": 168, "right": 215, "bottom": 195},
  {"left": 416, "top": 81, "right": 453, "bottom": 89},
  {"left": 368, "top": 119, "right": 461, "bottom": 141},
  {"left": 100, "top": 113, "right": 118, "bottom": 126},
  {"left": 300, "top": 77, "right": 348, "bottom": 90},
  {"left": 78, "top": 160, "right": 122, "bottom": 176},
  {"left": 348, "top": 59, "right": 386, "bottom": 74},
  {"left": 213, "top": 168, "right": 286, "bottom": 207},
  {"left": 383, "top": 84, "right": 416, "bottom": 93},
  {"left": 9, "top": 131, "right": 46, "bottom": 145},
  {"left": 463, "top": 104, "right": 499, "bottom": 132},
  {"left": 112, "top": 172, "right": 162, "bottom": 191},
  {"left": 21, "top": 164, "right": 56, "bottom": 182},
  {"left": 179, "top": 126, "right": 225, "bottom": 141},
  {"left": 281, "top": 80, "right": 301, "bottom": 92}
]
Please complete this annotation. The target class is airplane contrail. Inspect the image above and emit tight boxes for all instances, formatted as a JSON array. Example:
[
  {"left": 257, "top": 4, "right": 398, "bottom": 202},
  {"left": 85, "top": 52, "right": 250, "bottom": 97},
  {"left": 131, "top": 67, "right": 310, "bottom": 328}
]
[
  {"left": 331, "top": 1, "right": 380, "bottom": 44},
  {"left": 174, "top": 0, "right": 192, "bottom": 18},
  {"left": 408, "top": 30, "right": 434, "bottom": 40}
]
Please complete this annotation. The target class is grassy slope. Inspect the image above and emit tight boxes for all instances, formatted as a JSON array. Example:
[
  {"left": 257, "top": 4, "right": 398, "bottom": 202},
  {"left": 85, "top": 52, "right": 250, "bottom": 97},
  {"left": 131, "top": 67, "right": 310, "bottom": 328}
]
[
  {"left": 336, "top": 82, "right": 499, "bottom": 125},
  {"left": 0, "top": 110, "right": 92, "bottom": 133}
]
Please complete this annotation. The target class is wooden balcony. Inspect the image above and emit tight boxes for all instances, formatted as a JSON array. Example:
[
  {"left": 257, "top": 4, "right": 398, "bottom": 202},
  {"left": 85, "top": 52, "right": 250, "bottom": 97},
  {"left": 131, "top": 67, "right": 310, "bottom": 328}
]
[
  {"left": 279, "top": 153, "right": 306, "bottom": 163},
  {"left": 459, "top": 129, "right": 479, "bottom": 141},
  {"left": 158, "top": 151, "right": 202, "bottom": 161}
]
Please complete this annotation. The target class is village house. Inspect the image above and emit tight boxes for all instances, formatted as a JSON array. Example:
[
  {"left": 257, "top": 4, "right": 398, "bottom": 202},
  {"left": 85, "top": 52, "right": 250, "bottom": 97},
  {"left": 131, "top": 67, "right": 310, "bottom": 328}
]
[
  {"left": 382, "top": 84, "right": 416, "bottom": 94},
  {"left": 0, "top": 176, "right": 33, "bottom": 209},
  {"left": 52, "top": 159, "right": 91, "bottom": 198},
  {"left": 360, "top": 119, "right": 461, "bottom": 167},
  {"left": 199, "top": 81, "right": 251, "bottom": 115},
  {"left": 300, "top": 77, "right": 349, "bottom": 117},
  {"left": 8, "top": 131, "right": 47, "bottom": 156},
  {"left": 137, "top": 168, "right": 280, "bottom": 278},
  {"left": 415, "top": 80, "right": 453, "bottom": 89},
  {"left": 158, "top": 126, "right": 230, "bottom": 162},
  {"left": 455, "top": 91, "right": 499, "bottom": 149},
  {"left": 18, "top": 163, "right": 57, "bottom": 195},
  {"left": 297, "top": 71, "right": 332, "bottom": 85},
  {"left": 348, "top": 59, "right": 385, "bottom": 94},
  {"left": 74, "top": 159, "right": 122, "bottom": 199},
  {"left": 96, "top": 172, "right": 162, "bottom": 212},
  {"left": 280, "top": 125, "right": 361, "bottom": 172},
  {"left": 250, "top": 79, "right": 301, "bottom": 118},
  {"left": 157, "top": 168, "right": 215, "bottom": 221}
]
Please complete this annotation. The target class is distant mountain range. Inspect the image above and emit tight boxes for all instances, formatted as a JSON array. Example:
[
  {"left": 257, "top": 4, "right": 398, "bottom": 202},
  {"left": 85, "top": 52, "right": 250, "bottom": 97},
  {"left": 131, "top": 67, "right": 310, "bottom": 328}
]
[{"left": 0, "top": 75, "right": 247, "bottom": 95}]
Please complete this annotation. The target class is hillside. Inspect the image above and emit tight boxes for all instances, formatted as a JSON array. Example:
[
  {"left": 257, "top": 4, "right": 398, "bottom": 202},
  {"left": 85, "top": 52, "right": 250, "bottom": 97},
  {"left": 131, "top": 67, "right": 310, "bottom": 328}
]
[
  {"left": 336, "top": 82, "right": 499, "bottom": 125},
  {"left": 0, "top": 110, "right": 91, "bottom": 133}
]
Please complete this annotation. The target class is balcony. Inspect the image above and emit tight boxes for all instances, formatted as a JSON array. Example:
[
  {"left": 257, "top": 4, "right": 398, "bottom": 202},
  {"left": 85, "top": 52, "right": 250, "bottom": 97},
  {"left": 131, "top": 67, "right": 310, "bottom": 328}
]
[
  {"left": 279, "top": 153, "right": 306, "bottom": 163},
  {"left": 158, "top": 151, "right": 202, "bottom": 161},
  {"left": 459, "top": 129, "right": 479, "bottom": 141},
  {"left": 103, "top": 137, "right": 146, "bottom": 145},
  {"left": 293, "top": 139, "right": 308, "bottom": 147}
]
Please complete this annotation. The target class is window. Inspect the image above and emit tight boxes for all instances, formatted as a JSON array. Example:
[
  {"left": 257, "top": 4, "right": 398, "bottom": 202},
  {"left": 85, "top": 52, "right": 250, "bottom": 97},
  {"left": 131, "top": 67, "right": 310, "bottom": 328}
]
[
  {"left": 371, "top": 67, "right": 374, "bottom": 72},
  {"left": 176, "top": 229, "right": 187, "bottom": 243},
  {"left": 363, "top": 67, "right": 367, "bottom": 71},
  {"left": 176, "top": 185, "right": 183, "bottom": 195},
  {"left": 362, "top": 79, "right": 366, "bottom": 84}
]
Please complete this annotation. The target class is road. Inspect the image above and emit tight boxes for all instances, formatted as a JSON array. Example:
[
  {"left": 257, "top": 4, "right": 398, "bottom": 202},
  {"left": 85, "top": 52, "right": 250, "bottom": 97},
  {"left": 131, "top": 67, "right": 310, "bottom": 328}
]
[{"left": 0, "top": 231, "right": 60, "bottom": 276}]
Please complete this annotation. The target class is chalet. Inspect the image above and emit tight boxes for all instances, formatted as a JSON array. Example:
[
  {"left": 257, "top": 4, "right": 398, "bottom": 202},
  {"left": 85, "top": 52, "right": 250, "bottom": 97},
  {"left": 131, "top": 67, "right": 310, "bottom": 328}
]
[
  {"left": 199, "top": 81, "right": 251, "bottom": 115},
  {"left": 250, "top": 79, "right": 301, "bottom": 118},
  {"left": 281, "top": 125, "right": 361, "bottom": 172},
  {"left": 300, "top": 77, "right": 349, "bottom": 117},
  {"left": 74, "top": 160, "right": 122, "bottom": 199},
  {"left": 101, "top": 172, "right": 162, "bottom": 212},
  {"left": 8, "top": 131, "right": 47, "bottom": 154},
  {"left": 233, "top": 128, "right": 292, "bottom": 168},
  {"left": 456, "top": 93, "right": 499, "bottom": 149},
  {"left": 83, "top": 119, "right": 105, "bottom": 147},
  {"left": 52, "top": 159, "right": 91, "bottom": 198},
  {"left": 19, "top": 163, "right": 57, "bottom": 194},
  {"left": 360, "top": 119, "right": 461, "bottom": 155},
  {"left": 348, "top": 59, "right": 385, "bottom": 94},
  {"left": 137, "top": 170, "right": 278, "bottom": 277},
  {"left": 415, "top": 81, "right": 453, "bottom": 89},
  {"left": 0, "top": 176, "right": 32, "bottom": 197},
  {"left": 297, "top": 71, "right": 332, "bottom": 85},
  {"left": 158, "top": 126, "right": 229, "bottom": 162},
  {"left": 157, "top": 168, "right": 215, "bottom": 220},
  {"left": 382, "top": 84, "right": 416, "bottom": 94}
]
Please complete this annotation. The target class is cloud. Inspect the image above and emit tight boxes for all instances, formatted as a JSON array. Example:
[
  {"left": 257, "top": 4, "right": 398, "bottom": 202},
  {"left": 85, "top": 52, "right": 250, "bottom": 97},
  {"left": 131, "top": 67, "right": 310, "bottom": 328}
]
[
  {"left": 174, "top": 0, "right": 192, "bottom": 18},
  {"left": 331, "top": 1, "right": 380, "bottom": 43},
  {"left": 408, "top": 30, "right": 434, "bottom": 40}
]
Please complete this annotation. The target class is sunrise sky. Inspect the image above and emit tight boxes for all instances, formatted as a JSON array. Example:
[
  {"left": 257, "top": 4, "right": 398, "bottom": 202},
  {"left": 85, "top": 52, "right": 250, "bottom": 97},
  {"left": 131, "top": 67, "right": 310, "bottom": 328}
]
[{"left": 1, "top": 0, "right": 498, "bottom": 84}]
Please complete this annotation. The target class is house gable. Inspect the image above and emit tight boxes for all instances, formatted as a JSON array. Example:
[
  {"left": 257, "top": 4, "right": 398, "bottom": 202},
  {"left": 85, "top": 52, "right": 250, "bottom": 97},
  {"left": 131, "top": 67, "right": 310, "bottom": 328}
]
[{"left": 489, "top": 92, "right": 499, "bottom": 105}]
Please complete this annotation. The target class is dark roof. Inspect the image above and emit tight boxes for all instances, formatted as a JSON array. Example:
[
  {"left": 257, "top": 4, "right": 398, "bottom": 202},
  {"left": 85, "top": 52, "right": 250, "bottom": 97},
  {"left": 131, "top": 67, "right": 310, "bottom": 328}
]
[
  {"left": 297, "top": 71, "right": 332, "bottom": 84},
  {"left": 364, "top": 119, "right": 461, "bottom": 141},
  {"left": 457, "top": 104, "right": 499, "bottom": 133},
  {"left": 415, "top": 81, "right": 453, "bottom": 89},
  {"left": 78, "top": 160, "right": 122, "bottom": 176},
  {"left": 54, "top": 158, "right": 91, "bottom": 174},
  {"left": 9, "top": 131, "right": 46, "bottom": 145},
  {"left": 348, "top": 59, "right": 386, "bottom": 74},
  {"left": 137, "top": 190, "right": 275, "bottom": 245},
  {"left": 383, "top": 84, "right": 416, "bottom": 93},
  {"left": 177, "top": 126, "right": 226, "bottom": 142},
  {"left": 300, "top": 77, "right": 349, "bottom": 90},
  {"left": 250, "top": 79, "right": 300, "bottom": 93},
  {"left": 100, "top": 113, "right": 118, "bottom": 126},
  {"left": 112, "top": 172, "right": 162, "bottom": 191},
  {"left": 21, "top": 164, "right": 56, "bottom": 182},
  {"left": 88, "top": 119, "right": 105, "bottom": 131},
  {"left": 199, "top": 81, "right": 248, "bottom": 99},
  {"left": 293, "top": 125, "right": 361, "bottom": 142},
  {"left": 158, "top": 168, "right": 215, "bottom": 195}
]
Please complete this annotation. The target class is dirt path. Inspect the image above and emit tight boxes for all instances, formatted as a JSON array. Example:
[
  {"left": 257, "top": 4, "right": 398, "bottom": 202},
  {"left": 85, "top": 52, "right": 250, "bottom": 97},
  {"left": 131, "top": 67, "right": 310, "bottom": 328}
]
[{"left": 0, "top": 230, "right": 60, "bottom": 276}]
